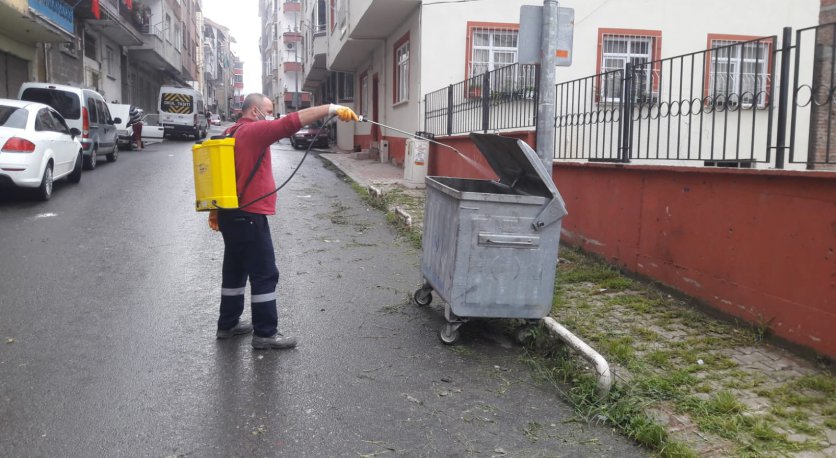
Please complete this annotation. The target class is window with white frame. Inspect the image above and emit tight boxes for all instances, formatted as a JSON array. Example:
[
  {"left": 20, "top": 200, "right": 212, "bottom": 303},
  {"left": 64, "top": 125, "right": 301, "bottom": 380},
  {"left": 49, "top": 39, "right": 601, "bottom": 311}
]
[
  {"left": 165, "top": 14, "right": 172, "bottom": 43},
  {"left": 175, "top": 22, "right": 182, "bottom": 51},
  {"left": 468, "top": 26, "right": 518, "bottom": 78},
  {"left": 315, "top": 0, "right": 326, "bottom": 34},
  {"left": 599, "top": 32, "right": 659, "bottom": 103},
  {"left": 395, "top": 39, "right": 409, "bottom": 103},
  {"left": 708, "top": 39, "right": 770, "bottom": 108}
]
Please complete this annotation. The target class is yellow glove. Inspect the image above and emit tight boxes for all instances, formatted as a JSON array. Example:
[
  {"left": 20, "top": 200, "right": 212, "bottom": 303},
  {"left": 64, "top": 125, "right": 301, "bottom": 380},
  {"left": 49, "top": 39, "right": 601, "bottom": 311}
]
[
  {"left": 329, "top": 104, "right": 359, "bottom": 122},
  {"left": 208, "top": 210, "right": 219, "bottom": 231}
]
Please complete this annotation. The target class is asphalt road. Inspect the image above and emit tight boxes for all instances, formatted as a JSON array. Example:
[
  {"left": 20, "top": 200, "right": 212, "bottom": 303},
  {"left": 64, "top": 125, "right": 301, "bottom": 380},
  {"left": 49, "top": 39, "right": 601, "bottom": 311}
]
[{"left": 0, "top": 125, "right": 645, "bottom": 457}]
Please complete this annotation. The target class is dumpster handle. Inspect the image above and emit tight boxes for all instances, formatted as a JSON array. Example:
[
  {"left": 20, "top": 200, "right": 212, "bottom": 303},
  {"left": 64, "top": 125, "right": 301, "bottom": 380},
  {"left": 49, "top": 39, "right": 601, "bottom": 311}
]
[{"left": 542, "top": 317, "right": 613, "bottom": 398}]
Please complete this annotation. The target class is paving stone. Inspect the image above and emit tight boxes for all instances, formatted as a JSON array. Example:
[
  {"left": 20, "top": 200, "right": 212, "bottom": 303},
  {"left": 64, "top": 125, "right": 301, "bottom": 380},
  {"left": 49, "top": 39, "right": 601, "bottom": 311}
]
[
  {"left": 739, "top": 395, "right": 771, "bottom": 413},
  {"left": 826, "top": 428, "right": 836, "bottom": 446}
]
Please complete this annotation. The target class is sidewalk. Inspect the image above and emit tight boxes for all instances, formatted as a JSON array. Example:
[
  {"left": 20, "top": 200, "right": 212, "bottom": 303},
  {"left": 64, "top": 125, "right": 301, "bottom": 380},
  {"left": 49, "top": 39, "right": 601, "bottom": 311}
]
[{"left": 319, "top": 151, "right": 836, "bottom": 458}]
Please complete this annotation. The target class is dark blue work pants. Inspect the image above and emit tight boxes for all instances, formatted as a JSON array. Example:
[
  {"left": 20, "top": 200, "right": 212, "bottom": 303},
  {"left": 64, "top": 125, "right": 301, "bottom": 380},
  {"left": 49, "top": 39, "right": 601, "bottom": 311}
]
[{"left": 217, "top": 210, "right": 279, "bottom": 337}]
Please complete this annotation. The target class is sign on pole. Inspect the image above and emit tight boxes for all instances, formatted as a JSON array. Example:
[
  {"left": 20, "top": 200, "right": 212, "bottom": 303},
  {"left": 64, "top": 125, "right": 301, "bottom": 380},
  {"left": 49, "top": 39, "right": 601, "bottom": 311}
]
[{"left": 517, "top": 6, "right": 574, "bottom": 67}]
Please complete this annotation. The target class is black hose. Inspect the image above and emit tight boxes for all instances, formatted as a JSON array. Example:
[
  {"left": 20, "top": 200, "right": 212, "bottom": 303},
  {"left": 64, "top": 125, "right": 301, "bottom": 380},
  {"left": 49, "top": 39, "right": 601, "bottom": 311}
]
[{"left": 216, "top": 115, "right": 336, "bottom": 211}]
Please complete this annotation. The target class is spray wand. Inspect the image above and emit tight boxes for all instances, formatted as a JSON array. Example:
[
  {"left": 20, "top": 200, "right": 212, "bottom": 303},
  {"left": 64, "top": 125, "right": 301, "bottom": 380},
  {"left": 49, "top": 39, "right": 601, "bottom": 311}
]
[
  {"left": 357, "top": 115, "right": 464, "bottom": 157},
  {"left": 358, "top": 115, "right": 493, "bottom": 177}
]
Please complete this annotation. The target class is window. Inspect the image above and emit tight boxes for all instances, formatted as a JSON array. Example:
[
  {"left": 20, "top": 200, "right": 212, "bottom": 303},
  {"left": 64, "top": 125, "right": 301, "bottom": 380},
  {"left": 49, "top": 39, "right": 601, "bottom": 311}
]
[
  {"left": 394, "top": 33, "right": 409, "bottom": 104},
  {"left": 359, "top": 72, "right": 368, "bottom": 115},
  {"left": 165, "top": 14, "right": 172, "bottom": 42},
  {"left": 35, "top": 109, "right": 58, "bottom": 132},
  {"left": 86, "top": 98, "right": 99, "bottom": 123},
  {"left": 597, "top": 29, "right": 662, "bottom": 103},
  {"left": 20, "top": 88, "right": 80, "bottom": 120},
  {"left": 97, "top": 100, "right": 111, "bottom": 123},
  {"left": 338, "top": 72, "right": 353, "bottom": 101},
  {"left": 0, "top": 106, "right": 27, "bottom": 129},
  {"left": 49, "top": 110, "right": 70, "bottom": 134},
  {"left": 706, "top": 35, "right": 772, "bottom": 108},
  {"left": 175, "top": 22, "right": 182, "bottom": 50},
  {"left": 315, "top": 0, "right": 326, "bottom": 34},
  {"left": 467, "top": 23, "right": 518, "bottom": 78},
  {"left": 105, "top": 46, "right": 115, "bottom": 76},
  {"left": 84, "top": 33, "right": 97, "bottom": 60}
]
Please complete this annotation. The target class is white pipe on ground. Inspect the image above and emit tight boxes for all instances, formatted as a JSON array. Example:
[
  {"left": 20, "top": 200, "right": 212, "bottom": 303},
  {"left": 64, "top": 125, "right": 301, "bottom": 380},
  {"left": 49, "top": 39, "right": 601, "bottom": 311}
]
[{"left": 541, "top": 317, "right": 612, "bottom": 397}]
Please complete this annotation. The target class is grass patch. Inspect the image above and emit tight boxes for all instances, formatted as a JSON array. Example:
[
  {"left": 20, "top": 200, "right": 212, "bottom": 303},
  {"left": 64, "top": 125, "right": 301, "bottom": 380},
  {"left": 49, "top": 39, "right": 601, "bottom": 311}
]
[
  {"left": 528, "top": 245, "right": 836, "bottom": 456},
  {"left": 347, "top": 180, "right": 423, "bottom": 249}
]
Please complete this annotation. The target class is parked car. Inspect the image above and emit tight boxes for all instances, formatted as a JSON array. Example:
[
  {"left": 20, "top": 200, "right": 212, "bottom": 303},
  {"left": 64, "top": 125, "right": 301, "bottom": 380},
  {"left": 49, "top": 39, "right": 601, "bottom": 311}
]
[
  {"left": 18, "top": 83, "right": 120, "bottom": 170},
  {"left": 290, "top": 121, "right": 330, "bottom": 149},
  {"left": 158, "top": 85, "right": 208, "bottom": 140},
  {"left": 209, "top": 114, "right": 221, "bottom": 126},
  {"left": 0, "top": 99, "right": 83, "bottom": 200}
]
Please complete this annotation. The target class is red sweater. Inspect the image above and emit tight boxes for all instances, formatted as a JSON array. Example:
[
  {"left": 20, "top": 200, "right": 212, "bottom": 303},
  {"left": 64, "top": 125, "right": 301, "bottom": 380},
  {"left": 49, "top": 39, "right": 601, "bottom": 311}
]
[{"left": 224, "top": 113, "right": 302, "bottom": 215}]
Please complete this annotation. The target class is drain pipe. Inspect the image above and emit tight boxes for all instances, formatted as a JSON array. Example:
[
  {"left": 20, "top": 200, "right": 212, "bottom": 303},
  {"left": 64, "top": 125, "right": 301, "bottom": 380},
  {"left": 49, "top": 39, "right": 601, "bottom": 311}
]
[{"left": 542, "top": 317, "right": 612, "bottom": 397}]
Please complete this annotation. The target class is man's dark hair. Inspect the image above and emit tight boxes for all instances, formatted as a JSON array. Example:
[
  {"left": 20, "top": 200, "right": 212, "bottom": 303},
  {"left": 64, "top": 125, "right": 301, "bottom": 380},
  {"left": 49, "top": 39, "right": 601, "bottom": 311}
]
[{"left": 241, "top": 93, "right": 266, "bottom": 113}]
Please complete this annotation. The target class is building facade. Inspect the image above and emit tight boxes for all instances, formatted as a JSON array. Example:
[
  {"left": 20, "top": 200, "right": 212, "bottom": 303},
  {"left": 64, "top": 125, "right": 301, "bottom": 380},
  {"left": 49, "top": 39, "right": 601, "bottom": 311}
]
[
  {"left": 285, "top": 0, "right": 822, "bottom": 167},
  {"left": 0, "top": 0, "right": 220, "bottom": 118},
  {"left": 260, "top": 0, "right": 311, "bottom": 115},
  {"left": 203, "top": 17, "right": 237, "bottom": 119},
  {"left": 0, "top": 0, "right": 77, "bottom": 98}
]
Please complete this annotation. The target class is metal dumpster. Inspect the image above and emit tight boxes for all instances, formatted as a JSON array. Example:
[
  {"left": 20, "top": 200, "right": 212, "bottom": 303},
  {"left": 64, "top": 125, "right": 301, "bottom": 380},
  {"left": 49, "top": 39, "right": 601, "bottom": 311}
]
[{"left": 413, "top": 133, "right": 568, "bottom": 344}]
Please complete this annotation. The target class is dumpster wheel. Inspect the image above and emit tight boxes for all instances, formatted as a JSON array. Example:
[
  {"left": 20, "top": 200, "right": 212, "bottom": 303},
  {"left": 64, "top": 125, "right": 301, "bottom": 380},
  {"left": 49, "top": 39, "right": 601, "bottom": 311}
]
[
  {"left": 412, "top": 286, "right": 433, "bottom": 306},
  {"left": 439, "top": 322, "right": 462, "bottom": 345}
]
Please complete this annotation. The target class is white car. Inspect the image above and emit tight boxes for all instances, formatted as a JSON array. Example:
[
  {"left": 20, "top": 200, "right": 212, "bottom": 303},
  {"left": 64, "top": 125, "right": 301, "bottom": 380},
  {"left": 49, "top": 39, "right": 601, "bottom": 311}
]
[{"left": 0, "top": 99, "right": 83, "bottom": 200}]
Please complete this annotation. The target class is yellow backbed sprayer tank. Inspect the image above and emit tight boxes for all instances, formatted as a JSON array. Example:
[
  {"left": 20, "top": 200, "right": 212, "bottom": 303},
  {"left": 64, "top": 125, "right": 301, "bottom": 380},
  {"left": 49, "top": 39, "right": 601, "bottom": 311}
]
[{"left": 192, "top": 137, "right": 238, "bottom": 211}]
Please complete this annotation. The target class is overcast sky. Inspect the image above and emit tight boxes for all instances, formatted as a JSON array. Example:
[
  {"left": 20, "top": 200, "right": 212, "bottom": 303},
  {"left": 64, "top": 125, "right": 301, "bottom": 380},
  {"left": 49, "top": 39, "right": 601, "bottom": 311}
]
[{"left": 202, "top": 0, "right": 262, "bottom": 94}]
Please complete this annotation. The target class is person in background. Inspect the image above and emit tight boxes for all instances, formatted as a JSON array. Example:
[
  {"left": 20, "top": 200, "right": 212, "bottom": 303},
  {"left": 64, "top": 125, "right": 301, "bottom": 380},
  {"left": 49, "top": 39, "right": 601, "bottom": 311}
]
[
  {"left": 127, "top": 106, "right": 144, "bottom": 150},
  {"left": 209, "top": 93, "right": 358, "bottom": 350}
]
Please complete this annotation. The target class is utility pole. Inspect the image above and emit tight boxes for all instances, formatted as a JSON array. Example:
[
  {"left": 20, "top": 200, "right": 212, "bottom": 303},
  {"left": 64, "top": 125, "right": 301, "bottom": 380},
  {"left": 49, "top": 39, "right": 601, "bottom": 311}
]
[{"left": 535, "top": 0, "right": 558, "bottom": 171}]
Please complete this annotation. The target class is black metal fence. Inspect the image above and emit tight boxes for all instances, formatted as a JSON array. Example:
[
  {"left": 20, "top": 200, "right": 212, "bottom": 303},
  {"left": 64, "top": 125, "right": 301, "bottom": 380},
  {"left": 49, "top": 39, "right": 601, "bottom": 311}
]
[
  {"left": 555, "top": 23, "right": 836, "bottom": 169},
  {"left": 557, "top": 35, "right": 779, "bottom": 165},
  {"left": 424, "top": 63, "right": 539, "bottom": 136}
]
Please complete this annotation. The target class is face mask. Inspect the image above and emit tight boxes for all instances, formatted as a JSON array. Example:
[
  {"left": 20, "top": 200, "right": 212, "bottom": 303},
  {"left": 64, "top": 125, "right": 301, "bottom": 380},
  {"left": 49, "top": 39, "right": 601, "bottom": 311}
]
[{"left": 254, "top": 108, "right": 273, "bottom": 121}]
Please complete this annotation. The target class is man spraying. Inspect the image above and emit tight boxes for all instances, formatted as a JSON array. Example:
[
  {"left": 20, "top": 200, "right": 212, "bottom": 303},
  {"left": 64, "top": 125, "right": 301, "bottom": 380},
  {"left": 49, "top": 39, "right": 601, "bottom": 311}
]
[{"left": 209, "top": 93, "right": 358, "bottom": 349}]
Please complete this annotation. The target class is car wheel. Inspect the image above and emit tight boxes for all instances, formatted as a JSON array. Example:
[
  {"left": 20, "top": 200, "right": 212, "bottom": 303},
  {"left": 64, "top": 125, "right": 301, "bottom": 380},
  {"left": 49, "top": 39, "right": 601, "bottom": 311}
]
[
  {"left": 107, "top": 145, "right": 118, "bottom": 162},
  {"left": 67, "top": 151, "right": 82, "bottom": 183},
  {"left": 83, "top": 147, "right": 97, "bottom": 170},
  {"left": 37, "top": 163, "right": 53, "bottom": 201}
]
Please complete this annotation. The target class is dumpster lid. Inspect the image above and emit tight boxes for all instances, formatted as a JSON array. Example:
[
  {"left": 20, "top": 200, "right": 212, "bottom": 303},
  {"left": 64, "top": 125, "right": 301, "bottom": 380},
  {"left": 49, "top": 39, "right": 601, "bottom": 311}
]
[
  {"left": 469, "top": 133, "right": 556, "bottom": 198},
  {"left": 469, "top": 133, "right": 567, "bottom": 231}
]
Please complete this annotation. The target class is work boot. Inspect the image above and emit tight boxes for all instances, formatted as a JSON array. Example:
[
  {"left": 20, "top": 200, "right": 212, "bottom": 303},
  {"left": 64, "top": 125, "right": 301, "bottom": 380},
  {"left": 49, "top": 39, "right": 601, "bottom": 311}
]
[
  {"left": 216, "top": 321, "right": 254, "bottom": 339},
  {"left": 252, "top": 332, "right": 297, "bottom": 350}
]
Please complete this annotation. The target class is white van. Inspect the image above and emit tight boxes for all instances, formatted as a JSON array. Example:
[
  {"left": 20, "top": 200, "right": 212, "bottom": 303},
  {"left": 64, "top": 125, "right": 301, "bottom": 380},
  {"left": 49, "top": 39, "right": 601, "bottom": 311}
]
[
  {"left": 19, "top": 82, "right": 120, "bottom": 170},
  {"left": 158, "top": 85, "right": 208, "bottom": 140}
]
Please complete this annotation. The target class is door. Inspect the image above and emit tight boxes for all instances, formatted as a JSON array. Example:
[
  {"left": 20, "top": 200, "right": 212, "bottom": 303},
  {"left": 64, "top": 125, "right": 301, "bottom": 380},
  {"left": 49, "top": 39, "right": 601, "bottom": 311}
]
[
  {"left": 96, "top": 99, "right": 117, "bottom": 152},
  {"left": 0, "top": 52, "right": 29, "bottom": 99},
  {"left": 372, "top": 74, "right": 380, "bottom": 141},
  {"left": 47, "top": 109, "right": 78, "bottom": 176},
  {"left": 34, "top": 109, "right": 70, "bottom": 176},
  {"left": 139, "top": 114, "right": 165, "bottom": 144}
]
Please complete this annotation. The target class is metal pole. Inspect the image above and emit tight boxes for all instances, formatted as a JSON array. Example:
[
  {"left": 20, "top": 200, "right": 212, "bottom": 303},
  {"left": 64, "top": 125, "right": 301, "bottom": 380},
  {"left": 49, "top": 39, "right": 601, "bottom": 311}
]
[
  {"left": 536, "top": 0, "right": 558, "bottom": 169},
  {"left": 774, "top": 26, "right": 793, "bottom": 169},
  {"left": 620, "top": 63, "right": 634, "bottom": 163},
  {"left": 482, "top": 70, "right": 490, "bottom": 133},
  {"left": 447, "top": 84, "right": 454, "bottom": 136}
]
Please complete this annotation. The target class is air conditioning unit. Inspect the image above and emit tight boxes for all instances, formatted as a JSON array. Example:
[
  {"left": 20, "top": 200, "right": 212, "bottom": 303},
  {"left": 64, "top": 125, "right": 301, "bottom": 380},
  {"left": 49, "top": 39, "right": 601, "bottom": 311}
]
[{"left": 286, "top": 42, "right": 295, "bottom": 50}]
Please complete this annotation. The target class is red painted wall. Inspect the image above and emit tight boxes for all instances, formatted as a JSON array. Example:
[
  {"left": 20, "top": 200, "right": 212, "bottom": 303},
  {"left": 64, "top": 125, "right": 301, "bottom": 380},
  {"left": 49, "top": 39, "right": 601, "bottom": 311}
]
[
  {"left": 385, "top": 136, "right": 407, "bottom": 166},
  {"left": 430, "top": 133, "right": 836, "bottom": 358}
]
